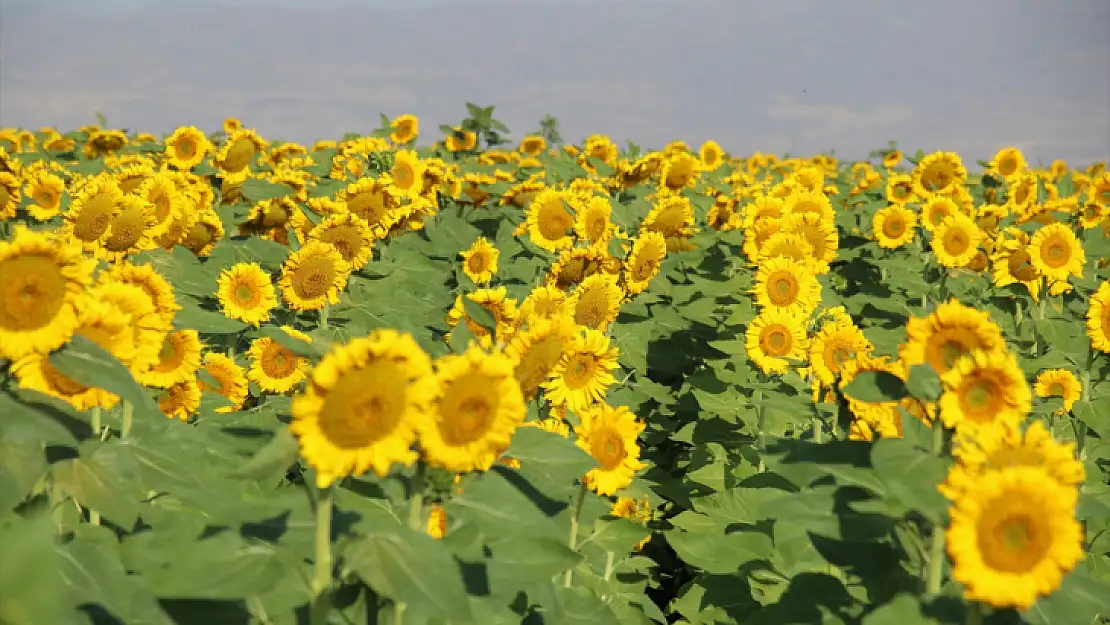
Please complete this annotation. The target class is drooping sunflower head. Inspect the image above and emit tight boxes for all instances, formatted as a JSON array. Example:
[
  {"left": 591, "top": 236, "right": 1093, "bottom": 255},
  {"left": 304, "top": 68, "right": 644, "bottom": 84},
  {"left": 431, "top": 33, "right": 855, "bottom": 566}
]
[
  {"left": 420, "top": 345, "right": 526, "bottom": 473},
  {"left": 624, "top": 231, "right": 667, "bottom": 295},
  {"left": 0, "top": 227, "right": 95, "bottom": 361},
  {"left": 197, "top": 352, "right": 249, "bottom": 414},
  {"left": 1085, "top": 279, "right": 1110, "bottom": 353},
  {"left": 547, "top": 246, "right": 620, "bottom": 290},
  {"left": 181, "top": 208, "right": 224, "bottom": 257},
  {"left": 505, "top": 314, "right": 576, "bottom": 399},
  {"left": 658, "top": 152, "right": 699, "bottom": 191},
  {"left": 216, "top": 262, "right": 278, "bottom": 327},
  {"left": 278, "top": 241, "right": 351, "bottom": 312},
  {"left": 290, "top": 329, "right": 437, "bottom": 488},
  {"left": 568, "top": 273, "right": 624, "bottom": 332},
  {"left": 460, "top": 236, "right": 500, "bottom": 285},
  {"left": 641, "top": 194, "right": 695, "bottom": 240},
  {"left": 575, "top": 402, "right": 646, "bottom": 496},
  {"left": 215, "top": 128, "right": 267, "bottom": 173}
]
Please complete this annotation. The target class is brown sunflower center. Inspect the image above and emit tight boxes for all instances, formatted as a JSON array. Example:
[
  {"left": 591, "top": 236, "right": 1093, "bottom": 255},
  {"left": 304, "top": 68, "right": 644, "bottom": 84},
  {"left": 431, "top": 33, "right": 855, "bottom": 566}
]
[
  {"left": 103, "top": 207, "right": 147, "bottom": 252},
  {"left": 442, "top": 391, "right": 494, "bottom": 446},
  {"left": 563, "top": 353, "right": 597, "bottom": 389},
  {"left": 767, "top": 271, "right": 799, "bottom": 307},
  {"left": 1046, "top": 382, "right": 1065, "bottom": 396},
  {"left": 319, "top": 363, "right": 405, "bottom": 449},
  {"left": 74, "top": 192, "right": 116, "bottom": 241},
  {"left": 980, "top": 509, "right": 1050, "bottom": 573},
  {"left": 943, "top": 227, "right": 971, "bottom": 256},
  {"left": 0, "top": 254, "right": 67, "bottom": 332},
  {"left": 761, "top": 325, "right": 791, "bottom": 357},
  {"left": 261, "top": 343, "right": 298, "bottom": 378},
  {"left": 1041, "top": 237, "right": 1069, "bottom": 268},
  {"left": 291, "top": 256, "right": 337, "bottom": 301},
  {"left": 590, "top": 426, "right": 626, "bottom": 471},
  {"left": 175, "top": 137, "right": 197, "bottom": 159},
  {"left": 152, "top": 333, "right": 187, "bottom": 372},
  {"left": 466, "top": 252, "right": 488, "bottom": 275},
  {"left": 319, "top": 227, "right": 363, "bottom": 263},
  {"left": 958, "top": 375, "right": 1003, "bottom": 423},
  {"left": 883, "top": 214, "right": 906, "bottom": 238}
]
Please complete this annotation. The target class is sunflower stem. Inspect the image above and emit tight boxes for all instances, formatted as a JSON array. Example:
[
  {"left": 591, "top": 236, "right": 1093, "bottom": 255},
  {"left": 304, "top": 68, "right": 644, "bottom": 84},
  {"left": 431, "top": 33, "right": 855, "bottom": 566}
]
[
  {"left": 121, "top": 401, "right": 134, "bottom": 438},
  {"left": 563, "top": 482, "right": 588, "bottom": 588},
  {"left": 964, "top": 602, "right": 983, "bottom": 625},
  {"left": 309, "top": 484, "right": 334, "bottom": 625},
  {"left": 602, "top": 550, "right": 616, "bottom": 582},
  {"left": 319, "top": 304, "right": 329, "bottom": 331},
  {"left": 90, "top": 406, "right": 102, "bottom": 438},
  {"left": 407, "top": 464, "right": 427, "bottom": 531},
  {"left": 925, "top": 423, "right": 947, "bottom": 596}
]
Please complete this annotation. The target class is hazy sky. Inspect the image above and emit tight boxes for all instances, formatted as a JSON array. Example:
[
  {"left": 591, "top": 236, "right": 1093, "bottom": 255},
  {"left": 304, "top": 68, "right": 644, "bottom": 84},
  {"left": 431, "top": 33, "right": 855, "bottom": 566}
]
[{"left": 2, "top": 0, "right": 1108, "bottom": 165}]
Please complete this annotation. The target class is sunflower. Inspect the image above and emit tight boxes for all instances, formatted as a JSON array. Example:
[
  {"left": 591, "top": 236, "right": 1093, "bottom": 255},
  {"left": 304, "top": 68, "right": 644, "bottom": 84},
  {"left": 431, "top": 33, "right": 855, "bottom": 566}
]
[
  {"left": 460, "top": 236, "right": 499, "bottom": 284},
  {"left": 290, "top": 329, "right": 437, "bottom": 488},
  {"left": 1085, "top": 279, "right": 1110, "bottom": 352},
  {"left": 808, "top": 319, "right": 873, "bottom": 387},
  {"left": 931, "top": 213, "right": 982, "bottom": 269},
  {"left": 885, "top": 173, "right": 917, "bottom": 205},
  {"left": 901, "top": 299, "right": 1006, "bottom": 376},
  {"left": 751, "top": 256, "right": 822, "bottom": 317},
  {"left": 783, "top": 189, "right": 835, "bottom": 223},
  {"left": 308, "top": 212, "right": 376, "bottom": 271},
  {"left": 279, "top": 241, "right": 351, "bottom": 312},
  {"left": 543, "top": 328, "right": 620, "bottom": 414},
  {"left": 246, "top": 329, "right": 311, "bottom": 394},
  {"left": 624, "top": 231, "right": 667, "bottom": 295},
  {"left": 780, "top": 212, "right": 838, "bottom": 268},
  {"left": 641, "top": 195, "right": 695, "bottom": 240},
  {"left": 215, "top": 128, "right": 267, "bottom": 173},
  {"left": 444, "top": 127, "right": 477, "bottom": 153},
  {"left": 505, "top": 315, "right": 577, "bottom": 399},
  {"left": 1032, "top": 369, "right": 1082, "bottom": 413},
  {"left": 163, "top": 126, "right": 211, "bottom": 170},
  {"left": 23, "top": 171, "right": 65, "bottom": 221},
  {"left": 567, "top": 273, "right": 623, "bottom": 332},
  {"left": 942, "top": 420, "right": 1085, "bottom": 500},
  {"left": 181, "top": 208, "right": 224, "bottom": 257},
  {"left": 89, "top": 281, "right": 168, "bottom": 373},
  {"left": 136, "top": 329, "right": 203, "bottom": 389},
  {"left": 133, "top": 172, "right": 181, "bottom": 238},
  {"left": 990, "top": 230, "right": 1042, "bottom": 301},
  {"left": 575, "top": 403, "right": 646, "bottom": 496},
  {"left": 95, "top": 263, "right": 178, "bottom": 330},
  {"left": 518, "top": 284, "right": 569, "bottom": 322},
  {"left": 526, "top": 189, "right": 576, "bottom": 252},
  {"left": 519, "top": 135, "right": 546, "bottom": 156},
  {"left": 158, "top": 377, "right": 203, "bottom": 422},
  {"left": 197, "top": 352, "right": 249, "bottom": 414},
  {"left": 10, "top": 295, "right": 134, "bottom": 412},
  {"left": 1078, "top": 201, "right": 1108, "bottom": 230},
  {"left": 98, "top": 195, "right": 158, "bottom": 262},
  {"left": 389, "top": 149, "right": 426, "bottom": 199},
  {"left": 446, "top": 287, "right": 519, "bottom": 348},
  {"left": 547, "top": 247, "right": 620, "bottom": 289},
  {"left": 839, "top": 354, "right": 913, "bottom": 437},
  {"left": 757, "top": 232, "right": 815, "bottom": 266},
  {"left": 745, "top": 308, "right": 808, "bottom": 376},
  {"left": 573, "top": 196, "right": 615, "bottom": 248},
  {"left": 938, "top": 348, "right": 1030, "bottom": 432},
  {"left": 946, "top": 465, "right": 1083, "bottom": 610},
  {"left": 882, "top": 150, "right": 902, "bottom": 169},
  {"left": 913, "top": 151, "right": 967, "bottom": 196},
  {"left": 215, "top": 262, "right": 277, "bottom": 326},
  {"left": 698, "top": 140, "right": 724, "bottom": 170},
  {"left": 420, "top": 346, "right": 526, "bottom": 473},
  {"left": 1028, "top": 223, "right": 1085, "bottom": 284},
  {"left": 0, "top": 227, "right": 94, "bottom": 361},
  {"left": 61, "top": 174, "right": 123, "bottom": 252},
  {"left": 659, "top": 152, "right": 699, "bottom": 192},
  {"left": 988, "top": 146, "right": 1026, "bottom": 182},
  {"left": 872, "top": 204, "right": 917, "bottom": 249}
]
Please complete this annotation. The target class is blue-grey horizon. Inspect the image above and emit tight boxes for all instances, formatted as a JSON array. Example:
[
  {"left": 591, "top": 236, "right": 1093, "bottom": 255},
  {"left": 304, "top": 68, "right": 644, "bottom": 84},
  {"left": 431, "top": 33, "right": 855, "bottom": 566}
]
[{"left": 2, "top": 0, "right": 1107, "bottom": 165}]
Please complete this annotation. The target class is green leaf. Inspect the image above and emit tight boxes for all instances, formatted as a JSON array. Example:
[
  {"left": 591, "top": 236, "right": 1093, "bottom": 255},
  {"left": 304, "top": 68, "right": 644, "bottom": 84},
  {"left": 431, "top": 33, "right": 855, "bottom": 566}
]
[
  {"left": 61, "top": 532, "right": 175, "bottom": 625},
  {"left": 665, "top": 529, "right": 773, "bottom": 574},
  {"left": 449, "top": 317, "right": 476, "bottom": 353},
  {"left": 0, "top": 514, "right": 73, "bottom": 625},
  {"left": 446, "top": 469, "right": 558, "bottom": 539},
  {"left": 231, "top": 428, "right": 299, "bottom": 481},
  {"left": 1024, "top": 564, "right": 1110, "bottom": 625},
  {"left": 53, "top": 453, "right": 140, "bottom": 529},
  {"left": 173, "top": 301, "right": 248, "bottom": 334},
  {"left": 862, "top": 593, "right": 939, "bottom": 624},
  {"left": 841, "top": 370, "right": 908, "bottom": 403},
  {"left": 344, "top": 527, "right": 473, "bottom": 622},
  {"left": 505, "top": 426, "right": 597, "bottom": 498},
  {"left": 870, "top": 437, "right": 949, "bottom": 522},
  {"left": 461, "top": 295, "right": 498, "bottom": 336},
  {"left": 49, "top": 335, "right": 157, "bottom": 416},
  {"left": 905, "top": 364, "right": 942, "bottom": 402},
  {"left": 255, "top": 325, "right": 319, "bottom": 359},
  {"left": 238, "top": 177, "right": 293, "bottom": 202},
  {"left": 486, "top": 536, "right": 582, "bottom": 589}
]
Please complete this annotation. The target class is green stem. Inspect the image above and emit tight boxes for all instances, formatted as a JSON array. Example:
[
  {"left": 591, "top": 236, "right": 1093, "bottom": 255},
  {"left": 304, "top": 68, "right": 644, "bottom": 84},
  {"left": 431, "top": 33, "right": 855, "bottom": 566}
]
[
  {"left": 563, "top": 482, "right": 588, "bottom": 588},
  {"left": 811, "top": 414, "right": 823, "bottom": 444},
  {"left": 121, "top": 401, "right": 134, "bottom": 438},
  {"left": 394, "top": 465, "right": 428, "bottom": 625},
  {"left": 965, "top": 601, "right": 983, "bottom": 625},
  {"left": 309, "top": 485, "right": 334, "bottom": 625},
  {"left": 925, "top": 423, "right": 946, "bottom": 595},
  {"left": 602, "top": 550, "right": 615, "bottom": 582},
  {"left": 319, "top": 303, "right": 329, "bottom": 331},
  {"left": 91, "top": 406, "right": 102, "bottom": 437}
]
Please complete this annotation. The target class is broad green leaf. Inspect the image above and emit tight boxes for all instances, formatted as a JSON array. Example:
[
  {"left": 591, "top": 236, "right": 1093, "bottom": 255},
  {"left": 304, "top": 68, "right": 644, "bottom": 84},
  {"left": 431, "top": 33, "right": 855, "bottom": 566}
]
[
  {"left": 446, "top": 468, "right": 558, "bottom": 539},
  {"left": 49, "top": 335, "right": 157, "bottom": 416},
  {"left": 53, "top": 446, "right": 142, "bottom": 529},
  {"left": 61, "top": 532, "right": 175, "bottom": 625},
  {"left": 173, "top": 300, "right": 248, "bottom": 334},
  {"left": 0, "top": 514, "right": 73, "bottom": 625},
  {"left": 344, "top": 527, "right": 473, "bottom": 622},
  {"left": 665, "top": 529, "right": 773, "bottom": 575},
  {"left": 231, "top": 428, "right": 299, "bottom": 481},
  {"left": 841, "top": 370, "right": 908, "bottom": 403},
  {"left": 239, "top": 177, "right": 293, "bottom": 201},
  {"left": 486, "top": 536, "right": 582, "bottom": 589},
  {"left": 905, "top": 363, "right": 942, "bottom": 402},
  {"left": 870, "top": 438, "right": 949, "bottom": 522},
  {"left": 461, "top": 295, "right": 498, "bottom": 336},
  {"left": 505, "top": 427, "right": 597, "bottom": 498}
]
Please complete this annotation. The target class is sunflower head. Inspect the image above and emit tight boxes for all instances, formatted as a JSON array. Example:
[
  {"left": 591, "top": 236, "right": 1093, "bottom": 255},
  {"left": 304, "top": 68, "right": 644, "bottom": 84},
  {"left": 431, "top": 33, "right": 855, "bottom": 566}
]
[{"left": 575, "top": 402, "right": 646, "bottom": 496}]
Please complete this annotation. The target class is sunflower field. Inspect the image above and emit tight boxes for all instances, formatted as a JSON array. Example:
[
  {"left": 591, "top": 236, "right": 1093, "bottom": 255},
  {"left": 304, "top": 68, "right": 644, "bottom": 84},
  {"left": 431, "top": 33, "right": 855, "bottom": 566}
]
[{"left": 1, "top": 105, "right": 1109, "bottom": 625}]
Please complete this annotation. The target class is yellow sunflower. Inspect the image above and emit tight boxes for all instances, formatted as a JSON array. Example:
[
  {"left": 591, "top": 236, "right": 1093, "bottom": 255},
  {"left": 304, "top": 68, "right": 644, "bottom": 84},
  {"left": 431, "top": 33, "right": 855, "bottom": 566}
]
[
  {"left": 290, "top": 329, "right": 437, "bottom": 488},
  {"left": 1033, "top": 369, "right": 1082, "bottom": 413},
  {"left": 567, "top": 273, "right": 623, "bottom": 332},
  {"left": 808, "top": 319, "right": 874, "bottom": 387},
  {"left": 420, "top": 346, "right": 526, "bottom": 473},
  {"left": 181, "top": 208, "right": 224, "bottom": 257},
  {"left": 913, "top": 151, "right": 967, "bottom": 197},
  {"left": 624, "top": 231, "right": 667, "bottom": 295},
  {"left": 575, "top": 402, "right": 646, "bottom": 496},
  {"left": 136, "top": 329, "right": 203, "bottom": 389},
  {"left": 518, "top": 284, "right": 570, "bottom": 323},
  {"left": 988, "top": 146, "right": 1026, "bottom": 182},
  {"left": 990, "top": 229, "right": 1042, "bottom": 301},
  {"left": 0, "top": 227, "right": 95, "bottom": 361},
  {"left": 460, "top": 236, "right": 499, "bottom": 284},
  {"left": 444, "top": 127, "right": 477, "bottom": 153},
  {"left": 388, "top": 114, "right": 419, "bottom": 144},
  {"left": 308, "top": 212, "right": 376, "bottom": 271},
  {"left": 526, "top": 188, "right": 576, "bottom": 252},
  {"left": 698, "top": 140, "right": 724, "bottom": 170},
  {"left": 882, "top": 149, "right": 902, "bottom": 169},
  {"left": 745, "top": 308, "right": 809, "bottom": 376},
  {"left": 446, "top": 287, "right": 519, "bottom": 348},
  {"left": 901, "top": 299, "right": 1006, "bottom": 376},
  {"left": 938, "top": 348, "right": 1031, "bottom": 432},
  {"left": 547, "top": 247, "right": 621, "bottom": 290},
  {"left": 89, "top": 281, "right": 168, "bottom": 374},
  {"left": 885, "top": 173, "right": 917, "bottom": 205},
  {"left": 920, "top": 195, "right": 958, "bottom": 232},
  {"left": 1028, "top": 223, "right": 1085, "bottom": 284},
  {"left": 839, "top": 354, "right": 913, "bottom": 438},
  {"left": 164, "top": 126, "right": 212, "bottom": 171},
  {"left": 246, "top": 328, "right": 311, "bottom": 394},
  {"left": 780, "top": 212, "right": 838, "bottom": 268},
  {"left": 98, "top": 262, "right": 179, "bottom": 328},
  {"left": 61, "top": 174, "right": 123, "bottom": 253},
  {"left": 24, "top": 171, "right": 65, "bottom": 221},
  {"left": 946, "top": 465, "right": 1083, "bottom": 610},
  {"left": 505, "top": 315, "right": 577, "bottom": 400},
  {"left": 751, "top": 256, "right": 822, "bottom": 317},
  {"left": 931, "top": 213, "right": 982, "bottom": 269},
  {"left": 519, "top": 135, "right": 547, "bottom": 156},
  {"left": 659, "top": 152, "right": 699, "bottom": 192},
  {"left": 872, "top": 204, "right": 917, "bottom": 249},
  {"left": 641, "top": 195, "right": 695, "bottom": 241},
  {"left": 390, "top": 149, "right": 426, "bottom": 199},
  {"left": 158, "top": 377, "right": 202, "bottom": 422},
  {"left": 543, "top": 328, "right": 620, "bottom": 414},
  {"left": 573, "top": 196, "right": 615, "bottom": 248},
  {"left": 783, "top": 189, "right": 835, "bottom": 223},
  {"left": 216, "top": 262, "right": 278, "bottom": 327},
  {"left": 197, "top": 352, "right": 249, "bottom": 414},
  {"left": 215, "top": 128, "right": 267, "bottom": 173},
  {"left": 1085, "top": 279, "right": 1110, "bottom": 353},
  {"left": 98, "top": 194, "right": 158, "bottom": 262},
  {"left": 279, "top": 241, "right": 351, "bottom": 312}
]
